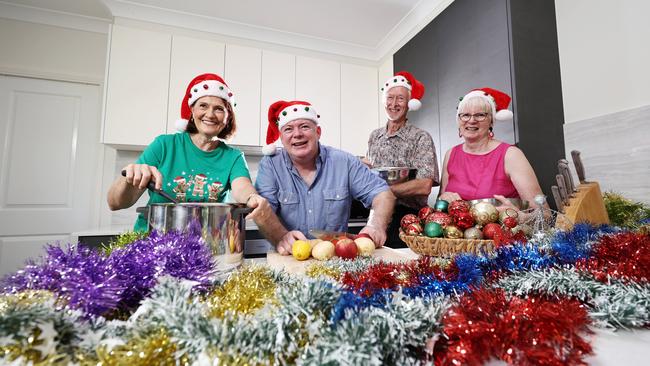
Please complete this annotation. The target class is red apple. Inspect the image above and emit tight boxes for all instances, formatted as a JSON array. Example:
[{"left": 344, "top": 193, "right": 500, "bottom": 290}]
[{"left": 335, "top": 238, "right": 358, "bottom": 259}]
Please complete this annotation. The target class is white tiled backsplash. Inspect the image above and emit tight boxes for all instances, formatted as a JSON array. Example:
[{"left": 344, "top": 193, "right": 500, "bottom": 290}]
[{"left": 109, "top": 149, "right": 262, "bottom": 227}]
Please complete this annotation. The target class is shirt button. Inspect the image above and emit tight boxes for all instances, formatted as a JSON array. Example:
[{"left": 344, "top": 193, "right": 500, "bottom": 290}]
[
  {"left": 308, "top": 191, "right": 311, "bottom": 194},
  {"left": 308, "top": 209, "right": 312, "bottom": 213},
  {"left": 283, "top": 199, "right": 287, "bottom": 202},
  {"left": 336, "top": 195, "right": 340, "bottom": 198}
]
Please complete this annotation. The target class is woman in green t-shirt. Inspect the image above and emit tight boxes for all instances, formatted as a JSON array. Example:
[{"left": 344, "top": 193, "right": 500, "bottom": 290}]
[{"left": 107, "top": 73, "right": 270, "bottom": 232}]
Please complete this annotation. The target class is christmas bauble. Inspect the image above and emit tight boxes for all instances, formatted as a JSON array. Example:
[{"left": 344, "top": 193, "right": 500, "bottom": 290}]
[
  {"left": 424, "top": 221, "right": 444, "bottom": 237},
  {"left": 448, "top": 200, "right": 470, "bottom": 217},
  {"left": 425, "top": 211, "right": 453, "bottom": 228},
  {"left": 418, "top": 206, "right": 435, "bottom": 221},
  {"left": 498, "top": 208, "right": 519, "bottom": 224},
  {"left": 434, "top": 199, "right": 449, "bottom": 213},
  {"left": 453, "top": 211, "right": 476, "bottom": 231},
  {"left": 464, "top": 227, "right": 484, "bottom": 240},
  {"left": 405, "top": 222, "right": 423, "bottom": 236},
  {"left": 444, "top": 225, "right": 463, "bottom": 239},
  {"left": 470, "top": 202, "right": 499, "bottom": 225},
  {"left": 482, "top": 222, "right": 503, "bottom": 240},
  {"left": 503, "top": 216, "right": 518, "bottom": 229},
  {"left": 400, "top": 214, "right": 420, "bottom": 229}
]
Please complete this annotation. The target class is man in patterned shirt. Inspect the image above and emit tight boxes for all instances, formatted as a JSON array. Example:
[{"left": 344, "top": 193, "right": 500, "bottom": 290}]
[{"left": 365, "top": 71, "right": 439, "bottom": 247}]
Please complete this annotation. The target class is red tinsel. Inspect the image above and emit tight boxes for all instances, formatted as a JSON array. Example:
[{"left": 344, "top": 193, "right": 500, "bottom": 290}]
[
  {"left": 435, "top": 288, "right": 593, "bottom": 366},
  {"left": 577, "top": 232, "right": 650, "bottom": 283},
  {"left": 340, "top": 256, "right": 448, "bottom": 296}
]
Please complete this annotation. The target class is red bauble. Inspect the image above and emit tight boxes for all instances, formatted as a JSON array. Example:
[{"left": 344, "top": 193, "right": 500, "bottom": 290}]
[
  {"left": 503, "top": 216, "right": 518, "bottom": 229},
  {"left": 418, "top": 206, "right": 435, "bottom": 221},
  {"left": 400, "top": 214, "right": 420, "bottom": 229},
  {"left": 453, "top": 211, "right": 475, "bottom": 231},
  {"left": 448, "top": 199, "right": 470, "bottom": 217},
  {"left": 425, "top": 211, "right": 453, "bottom": 228},
  {"left": 482, "top": 222, "right": 503, "bottom": 240},
  {"left": 404, "top": 222, "right": 423, "bottom": 236}
]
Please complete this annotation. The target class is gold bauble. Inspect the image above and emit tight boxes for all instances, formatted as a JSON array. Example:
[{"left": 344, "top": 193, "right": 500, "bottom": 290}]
[
  {"left": 444, "top": 225, "right": 463, "bottom": 239},
  {"left": 470, "top": 202, "right": 499, "bottom": 225}
]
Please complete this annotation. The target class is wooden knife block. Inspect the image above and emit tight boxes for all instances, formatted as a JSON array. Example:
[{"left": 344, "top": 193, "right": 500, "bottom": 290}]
[{"left": 558, "top": 182, "right": 610, "bottom": 229}]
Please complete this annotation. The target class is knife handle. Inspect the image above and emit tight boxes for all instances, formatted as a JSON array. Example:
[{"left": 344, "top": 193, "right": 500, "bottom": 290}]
[
  {"left": 555, "top": 174, "right": 569, "bottom": 206},
  {"left": 571, "top": 150, "right": 586, "bottom": 183},
  {"left": 558, "top": 162, "right": 576, "bottom": 195},
  {"left": 551, "top": 185, "right": 564, "bottom": 213}
]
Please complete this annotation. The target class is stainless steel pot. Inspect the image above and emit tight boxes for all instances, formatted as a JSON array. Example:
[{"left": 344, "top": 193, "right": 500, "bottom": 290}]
[
  {"left": 143, "top": 203, "right": 252, "bottom": 272},
  {"left": 372, "top": 167, "right": 418, "bottom": 185}
]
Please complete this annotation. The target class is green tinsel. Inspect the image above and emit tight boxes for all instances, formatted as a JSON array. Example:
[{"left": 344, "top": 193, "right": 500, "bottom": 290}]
[
  {"left": 101, "top": 231, "right": 148, "bottom": 255},
  {"left": 603, "top": 191, "right": 650, "bottom": 229},
  {"left": 496, "top": 267, "right": 650, "bottom": 329}
]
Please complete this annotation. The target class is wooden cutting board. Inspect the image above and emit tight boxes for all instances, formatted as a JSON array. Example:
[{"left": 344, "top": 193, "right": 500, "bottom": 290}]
[{"left": 266, "top": 247, "right": 419, "bottom": 274}]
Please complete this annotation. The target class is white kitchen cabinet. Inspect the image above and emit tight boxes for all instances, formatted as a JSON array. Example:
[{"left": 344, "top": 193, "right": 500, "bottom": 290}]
[
  {"left": 296, "top": 56, "right": 341, "bottom": 148},
  {"left": 103, "top": 25, "right": 171, "bottom": 146},
  {"left": 340, "top": 63, "right": 379, "bottom": 156},
  {"left": 166, "top": 35, "right": 225, "bottom": 134},
  {"left": 259, "top": 50, "right": 295, "bottom": 146},
  {"left": 224, "top": 44, "right": 262, "bottom": 146}
]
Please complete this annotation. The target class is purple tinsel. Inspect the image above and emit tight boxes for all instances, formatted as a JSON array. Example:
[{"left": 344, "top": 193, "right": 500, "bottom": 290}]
[{"left": 1, "top": 230, "right": 216, "bottom": 317}]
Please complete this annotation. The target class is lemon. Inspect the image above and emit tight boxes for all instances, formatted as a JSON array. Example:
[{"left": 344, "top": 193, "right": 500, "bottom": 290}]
[{"left": 292, "top": 240, "right": 312, "bottom": 261}]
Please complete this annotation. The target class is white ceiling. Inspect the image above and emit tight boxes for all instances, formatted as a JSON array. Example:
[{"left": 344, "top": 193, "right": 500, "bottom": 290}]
[{"left": 0, "top": 0, "right": 453, "bottom": 61}]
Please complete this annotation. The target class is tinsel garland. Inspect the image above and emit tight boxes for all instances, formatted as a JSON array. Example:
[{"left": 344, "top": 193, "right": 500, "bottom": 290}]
[
  {"left": 435, "top": 288, "right": 592, "bottom": 366},
  {"left": 577, "top": 231, "right": 650, "bottom": 283},
  {"left": 603, "top": 192, "right": 650, "bottom": 228},
  {"left": 1, "top": 230, "right": 216, "bottom": 317},
  {"left": 0, "top": 223, "right": 649, "bottom": 365}
]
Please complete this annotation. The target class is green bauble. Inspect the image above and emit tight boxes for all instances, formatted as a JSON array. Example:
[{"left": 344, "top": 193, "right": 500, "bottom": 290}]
[
  {"left": 434, "top": 199, "right": 449, "bottom": 213},
  {"left": 424, "top": 221, "right": 444, "bottom": 237}
]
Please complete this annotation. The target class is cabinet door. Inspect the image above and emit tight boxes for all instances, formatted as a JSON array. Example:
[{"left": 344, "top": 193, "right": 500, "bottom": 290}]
[
  {"left": 260, "top": 51, "right": 295, "bottom": 146},
  {"left": 167, "top": 35, "right": 225, "bottom": 134},
  {"left": 296, "top": 56, "right": 341, "bottom": 148},
  {"left": 340, "top": 64, "right": 378, "bottom": 156},
  {"left": 103, "top": 25, "right": 171, "bottom": 146},
  {"left": 224, "top": 45, "right": 262, "bottom": 146}
]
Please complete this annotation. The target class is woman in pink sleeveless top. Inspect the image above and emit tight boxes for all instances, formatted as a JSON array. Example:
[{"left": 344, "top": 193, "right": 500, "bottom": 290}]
[{"left": 439, "top": 87, "right": 545, "bottom": 211}]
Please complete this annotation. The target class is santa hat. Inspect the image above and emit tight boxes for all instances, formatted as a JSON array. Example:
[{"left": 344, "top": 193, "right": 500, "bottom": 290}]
[
  {"left": 381, "top": 71, "right": 425, "bottom": 111},
  {"left": 175, "top": 73, "right": 236, "bottom": 132},
  {"left": 262, "top": 100, "right": 320, "bottom": 155},
  {"left": 458, "top": 87, "right": 513, "bottom": 121}
]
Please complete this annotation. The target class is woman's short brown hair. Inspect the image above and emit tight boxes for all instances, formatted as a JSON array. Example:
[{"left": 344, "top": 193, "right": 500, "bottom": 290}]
[{"left": 186, "top": 98, "right": 237, "bottom": 140}]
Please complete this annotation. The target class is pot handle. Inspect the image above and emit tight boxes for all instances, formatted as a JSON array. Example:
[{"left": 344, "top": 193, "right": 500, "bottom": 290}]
[
  {"left": 136, "top": 206, "right": 149, "bottom": 216},
  {"left": 231, "top": 206, "right": 254, "bottom": 217}
]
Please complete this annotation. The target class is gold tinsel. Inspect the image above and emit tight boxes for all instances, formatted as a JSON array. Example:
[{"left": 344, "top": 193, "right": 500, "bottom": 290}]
[
  {"left": 0, "top": 326, "right": 69, "bottom": 365},
  {"left": 96, "top": 328, "right": 187, "bottom": 366},
  {"left": 101, "top": 231, "right": 148, "bottom": 255},
  {"left": 0, "top": 290, "right": 55, "bottom": 314},
  {"left": 204, "top": 265, "right": 277, "bottom": 319},
  {"left": 305, "top": 263, "right": 342, "bottom": 280}
]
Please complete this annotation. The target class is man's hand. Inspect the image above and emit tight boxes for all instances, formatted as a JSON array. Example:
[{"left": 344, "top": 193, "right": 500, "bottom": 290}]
[
  {"left": 360, "top": 157, "right": 373, "bottom": 168},
  {"left": 276, "top": 230, "right": 308, "bottom": 255},
  {"left": 359, "top": 225, "right": 386, "bottom": 248}
]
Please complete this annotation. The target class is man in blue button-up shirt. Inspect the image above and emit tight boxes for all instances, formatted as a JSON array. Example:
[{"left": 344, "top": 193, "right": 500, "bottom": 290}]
[{"left": 255, "top": 100, "right": 395, "bottom": 255}]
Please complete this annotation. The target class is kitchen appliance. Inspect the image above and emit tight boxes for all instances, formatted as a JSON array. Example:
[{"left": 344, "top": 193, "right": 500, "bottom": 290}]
[{"left": 144, "top": 203, "right": 252, "bottom": 273}]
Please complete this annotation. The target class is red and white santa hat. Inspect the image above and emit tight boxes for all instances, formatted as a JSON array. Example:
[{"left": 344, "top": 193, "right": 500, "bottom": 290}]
[
  {"left": 175, "top": 73, "right": 236, "bottom": 132},
  {"left": 458, "top": 87, "right": 513, "bottom": 121},
  {"left": 381, "top": 71, "right": 425, "bottom": 111},
  {"left": 262, "top": 100, "right": 320, "bottom": 155}
]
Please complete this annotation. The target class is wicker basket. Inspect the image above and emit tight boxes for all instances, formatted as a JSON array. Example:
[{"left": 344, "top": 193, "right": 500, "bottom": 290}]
[{"left": 399, "top": 230, "right": 494, "bottom": 257}]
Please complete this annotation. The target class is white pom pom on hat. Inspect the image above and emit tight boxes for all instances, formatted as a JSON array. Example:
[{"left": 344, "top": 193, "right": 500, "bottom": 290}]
[
  {"left": 175, "top": 73, "right": 235, "bottom": 132},
  {"left": 381, "top": 71, "right": 425, "bottom": 111}
]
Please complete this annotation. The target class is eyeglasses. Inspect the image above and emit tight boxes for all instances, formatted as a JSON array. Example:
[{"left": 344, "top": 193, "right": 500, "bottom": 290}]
[
  {"left": 458, "top": 113, "right": 489, "bottom": 122},
  {"left": 281, "top": 123, "right": 315, "bottom": 136}
]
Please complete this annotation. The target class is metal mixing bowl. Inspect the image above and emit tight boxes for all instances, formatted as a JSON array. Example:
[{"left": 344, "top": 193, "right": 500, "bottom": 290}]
[
  {"left": 372, "top": 167, "right": 417, "bottom": 185},
  {"left": 467, "top": 197, "right": 529, "bottom": 210}
]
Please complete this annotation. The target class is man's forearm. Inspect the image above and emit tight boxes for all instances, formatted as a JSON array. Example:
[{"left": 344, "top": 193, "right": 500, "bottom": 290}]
[
  {"left": 390, "top": 178, "right": 434, "bottom": 198},
  {"left": 255, "top": 211, "right": 289, "bottom": 246},
  {"left": 367, "top": 190, "right": 396, "bottom": 230}
]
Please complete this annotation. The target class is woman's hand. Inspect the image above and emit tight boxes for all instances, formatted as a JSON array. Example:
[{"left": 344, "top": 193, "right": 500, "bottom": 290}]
[
  {"left": 122, "top": 163, "right": 163, "bottom": 190},
  {"left": 276, "top": 230, "right": 307, "bottom": 255},
  {"left": 439, "top": 191, "right": 462, "bottom": 202},
  {"left": 493, "top": 194, "right": 519, "bottom": 213}
]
